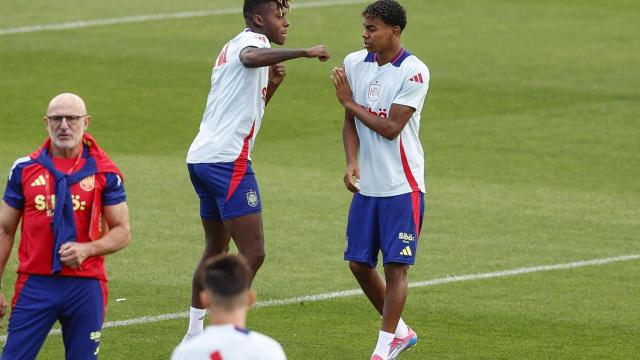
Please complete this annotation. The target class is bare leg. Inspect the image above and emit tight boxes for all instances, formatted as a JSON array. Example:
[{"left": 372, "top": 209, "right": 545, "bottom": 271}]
[
  {"left": 350, "top": 261, "right": 409, "bottom": 333},
  {"left": 381, "top": 263, "right": 408, "bottom": 333},
  {"left": 191, "top": 218, "right": 231, "bottom": 308},
  {"left": 223, "top": 212, "right": 265, "bottom": 284},
  {"left": 349, "top": 261, "right": 386, "bottom": 315}
]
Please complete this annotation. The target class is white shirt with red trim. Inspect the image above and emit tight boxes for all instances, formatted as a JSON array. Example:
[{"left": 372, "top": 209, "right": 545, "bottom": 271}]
[
  {"left": 171, "top": 324, "right": 287, "bottom": 360},
  {"left": 187, "top": 29, "right": 271, "bottom": 164},
  {"left": 343, "top": 49, "right": 429, "bottom": 197}
]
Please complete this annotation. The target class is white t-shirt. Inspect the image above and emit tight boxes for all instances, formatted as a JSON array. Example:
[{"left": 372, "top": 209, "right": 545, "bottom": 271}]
[
  {"left": 187, "top": 29, "right": 271, "bottom": 164},
  {"left": 343, "top": 49, "right": 429, "bottom": 197},
  {"left": 171, "top": 324, "right": 287, "bottom": 360}
]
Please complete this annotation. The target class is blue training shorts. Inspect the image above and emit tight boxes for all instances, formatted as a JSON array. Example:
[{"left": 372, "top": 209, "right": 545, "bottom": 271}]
[
  {"left": 3, "top": 275, "right": 106, "bottom": 360},
  {"left": 187, "top": 161, "right": 262, "bottom": 221},
  {"left": 345, "top": 192, "right": 424, "bottom": 267}
]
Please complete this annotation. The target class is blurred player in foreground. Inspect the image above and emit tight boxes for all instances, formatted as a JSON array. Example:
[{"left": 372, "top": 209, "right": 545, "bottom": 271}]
[{"left": 172, "top": 255, "right": 286, "bottom": 359}]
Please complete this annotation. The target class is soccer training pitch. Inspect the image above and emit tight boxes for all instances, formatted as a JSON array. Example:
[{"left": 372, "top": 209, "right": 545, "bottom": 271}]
[{"left": 0, "top": 0, "right": 638, "bottom": 358}]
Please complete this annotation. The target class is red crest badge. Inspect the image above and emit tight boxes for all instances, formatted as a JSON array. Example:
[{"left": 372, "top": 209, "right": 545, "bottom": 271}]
[{"left": 80, "top": 175, "right": 95, "bottom": 192}]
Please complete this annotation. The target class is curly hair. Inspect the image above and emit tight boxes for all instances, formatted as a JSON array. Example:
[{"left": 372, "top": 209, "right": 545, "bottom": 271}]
[
  {"left": 362, "top": 0, "right": 407, "bottom": 31},
  {"left": 244, "top": 0, "right": 292, "bottom": 18}
]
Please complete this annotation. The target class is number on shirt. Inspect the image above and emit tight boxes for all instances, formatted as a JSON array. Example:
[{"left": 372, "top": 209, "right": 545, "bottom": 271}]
[{"left": 210, "top": 351, "right": 223, "bottom": 360}]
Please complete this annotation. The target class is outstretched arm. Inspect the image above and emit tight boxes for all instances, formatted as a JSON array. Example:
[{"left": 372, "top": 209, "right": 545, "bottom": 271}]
[
  {"left": 0, "top": 201, "right": 22, "bottom": 319},
  {"left": 59, "top": 202, "right": 131, "bottom": 269},
  {"left": 331, "top": 67, "right": 415, "bottom": 140},
  {"left": 240, "top": 45, "right": 330, "bottom": 68}
]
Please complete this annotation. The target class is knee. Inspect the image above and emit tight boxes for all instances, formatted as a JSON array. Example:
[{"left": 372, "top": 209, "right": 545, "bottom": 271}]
[
  {"left": 349, "top": 261, "right": 371, "bottom": 277},
  {"left": 243, "top": 251, "right": 265, "bottom": 272},
  {"left": 384, "top": 264, "right": 408, "bottom": 282},
  {"left": 252, "top": 252, "right": 266, "bottom": 270}
]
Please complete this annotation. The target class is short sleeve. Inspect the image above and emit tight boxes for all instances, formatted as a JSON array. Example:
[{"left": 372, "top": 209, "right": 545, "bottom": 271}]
[
  {"left": 170, "top": 347, "right": 185, "bottom": 360},
  {"left": 342, "top": 52, "right": 360, "bottom": 87},
  {"left": 343, "top": 59, "right": 352, "bottom": 86},
  {"left": 262, "top": 336, "right": 287, "bottom": 360},
  {"left": 102, "top": 173, "right": 126, "bottom": 206},
  {"left": 273, "top": 344, "right": 287, "bottom": 360},
  {"left": 393, "top": 65, "right": 429, "bottom": 110},
  {"left": 241, "top": 32, "right": 271, "bottom": 50},
  {"left": 3, "top": 158, "right": 28, "bottom": 210}
]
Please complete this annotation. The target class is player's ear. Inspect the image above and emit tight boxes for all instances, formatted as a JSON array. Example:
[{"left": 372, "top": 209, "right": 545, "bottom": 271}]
[
  {"left": 253, "top": 14, "right": 264, "bottom": 27},
  {"left": 83, "top": 115, "right": 91, "bottom": 130},
  {"left": 247, "top": 289, "right": 257, "bottom": 307},
  {"left": 199, "top": 291, "right": 211, "bottom": 308},
  {"left": 392, "top": 26, "right": 401, "bottom": 37}
]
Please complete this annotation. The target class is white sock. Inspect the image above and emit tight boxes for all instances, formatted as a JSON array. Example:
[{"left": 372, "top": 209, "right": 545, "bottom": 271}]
[
  {"left": 372, "top": 330, "right": 395, "bottom": 359},
  {"left": 187, "top": 307, "right": 206, "bottom": 335},
  {"left": 394, "top": 317, "right": 409, "bottom": 338}
]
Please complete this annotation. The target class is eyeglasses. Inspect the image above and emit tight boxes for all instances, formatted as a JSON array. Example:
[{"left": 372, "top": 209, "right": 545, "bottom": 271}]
[{"left": 47, "top": 114, "right": 87, "bottom": 126}]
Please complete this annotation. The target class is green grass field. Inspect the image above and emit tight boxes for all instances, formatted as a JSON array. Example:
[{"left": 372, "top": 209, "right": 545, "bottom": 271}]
[{"left": 1, "top": 0, "right": 639, "bottom": 358}]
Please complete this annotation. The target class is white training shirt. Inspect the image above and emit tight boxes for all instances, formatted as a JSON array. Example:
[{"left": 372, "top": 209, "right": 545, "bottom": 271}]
[
  {"left": 343, "top": 49, "right": 430, "bottom": 197},
  {"left": 187, "top": 29, "right": 271, "bottom": 164},
  {"left": 171, "top": 324, "right": 287, "bottom": 360}
]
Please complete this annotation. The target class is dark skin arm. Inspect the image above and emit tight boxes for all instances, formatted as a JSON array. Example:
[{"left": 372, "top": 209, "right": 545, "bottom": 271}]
[
  {"left": 265, "top": 63, "right": 285, "bottom": 106},
  {"left": 330, "top": 67, "right": 416, "bottom": 140},
  {"left": 242, "top": 46, "right": 330, "bottom": 106},
  {"left": 343, "top": 109, "right": 361, "bottom": 193},
  {"left": 239, "top": 45, "right": 330, "bottom": 68}
]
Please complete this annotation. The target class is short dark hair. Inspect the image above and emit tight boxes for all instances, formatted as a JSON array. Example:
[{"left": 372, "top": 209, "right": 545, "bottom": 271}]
[
  {"left": 243, "top": 0, "right": 292, "bottom": 18},
  {"left": 201, "top": 255, "right": 251, "bottom": 301},
  {"left": 362, "top": 0, "right": 407, "bottom": 31}
]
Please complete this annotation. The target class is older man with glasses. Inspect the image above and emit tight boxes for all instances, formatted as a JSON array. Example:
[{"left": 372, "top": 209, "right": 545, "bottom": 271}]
[{"left": 0, "top": 93, "right": 131, "bottom": 359}]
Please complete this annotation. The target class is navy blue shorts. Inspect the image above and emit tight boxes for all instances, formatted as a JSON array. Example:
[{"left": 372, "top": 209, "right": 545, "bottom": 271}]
[
  {"left": 2, "top": 274, "right": 107, "bottom": 360},
  {"left": 345, "top": 192, "right": 424, "bottom": 267},
  {"left": 188, "top": 161, "right": 262, "bottom": 221}
]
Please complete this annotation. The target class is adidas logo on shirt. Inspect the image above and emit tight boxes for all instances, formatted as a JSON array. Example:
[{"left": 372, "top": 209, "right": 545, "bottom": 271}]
[
  {"left": 31, "top": 175, "right": 46, "bottom": 187},
  {"left": 409, "top": 73, "right": 424, "bottom": 84},
  {"left": 400, "top": 246, "right": 413, "bottom": 257}
]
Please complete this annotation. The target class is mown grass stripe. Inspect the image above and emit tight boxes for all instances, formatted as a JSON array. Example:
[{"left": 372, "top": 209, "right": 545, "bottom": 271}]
[
  {"left": 0, "top": 0, "right": 369, "bottom": 36},
  {"left": 2, "top": 253, "right": 637, "bottom": 342}
]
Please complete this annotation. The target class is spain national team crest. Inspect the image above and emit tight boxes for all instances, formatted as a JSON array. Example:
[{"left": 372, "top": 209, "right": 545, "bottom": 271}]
[
  {"left": 79, "top": 175, "right": 95, "bottom": 192},
  {"left": 246, "top": 190, "right": 259, "bottom": 208},
  {"left": 368, "top": 82, "right": 381, "bottom": 102}
]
